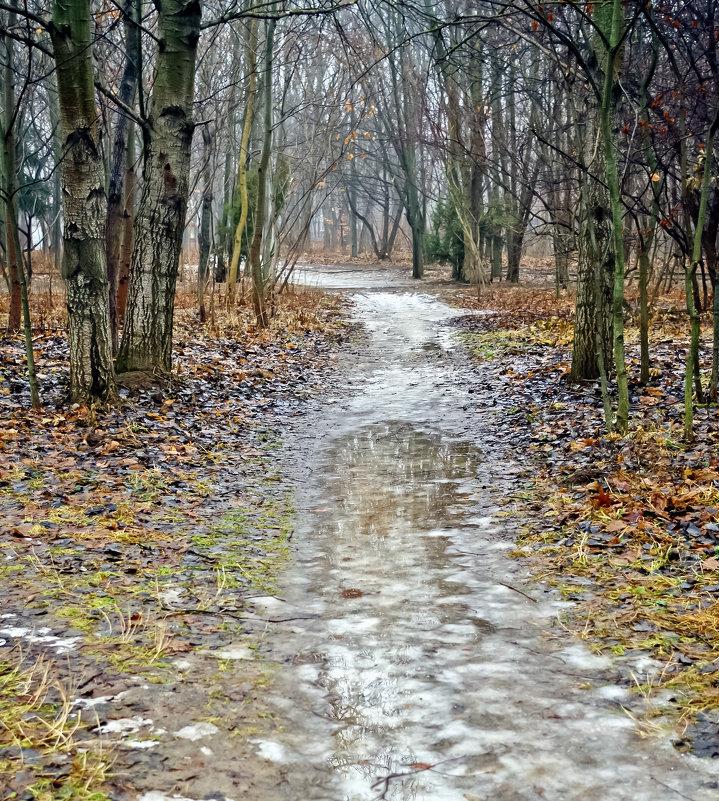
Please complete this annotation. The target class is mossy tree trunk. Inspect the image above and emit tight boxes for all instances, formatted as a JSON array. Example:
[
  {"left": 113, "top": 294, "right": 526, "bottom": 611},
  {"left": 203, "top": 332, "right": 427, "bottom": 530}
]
[
  {"left": 227, "top": 17, "right": 257, "bottom": 308},
  {"left": 570, "top": 87, "right": 613, "bottom": 382},
  {"left": 598, "top": 0, "right": 629, "bottom": 432}
]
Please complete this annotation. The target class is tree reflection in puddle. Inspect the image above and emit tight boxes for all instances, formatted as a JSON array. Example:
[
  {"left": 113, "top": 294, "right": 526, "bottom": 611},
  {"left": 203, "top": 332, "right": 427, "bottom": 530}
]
[{"left": 268, "top": 422, "right": 487, "bottom": 801}]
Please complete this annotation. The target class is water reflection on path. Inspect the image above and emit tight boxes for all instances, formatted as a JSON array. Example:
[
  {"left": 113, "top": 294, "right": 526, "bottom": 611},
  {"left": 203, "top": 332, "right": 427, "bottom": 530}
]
[{"left": 254, "top": 267, "right": 717, "bottom": 801}]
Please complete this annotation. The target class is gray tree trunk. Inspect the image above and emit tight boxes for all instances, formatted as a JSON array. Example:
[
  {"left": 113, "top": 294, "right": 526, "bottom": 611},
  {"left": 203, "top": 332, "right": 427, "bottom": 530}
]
[
  {"left": 116, "top": 0, "right": 202, "bottom": 374},
  {"left": 571, "top": 140, "right": 613, "bottom": 381},
  {"left": 106, "top": 0, "right": 140, "bottom": 353},
  {"left": 198, "top": 126, "right": 212, "bottom": 323},
  {"left": 51, "top": 0, "right": 116, "bottom": 404}
]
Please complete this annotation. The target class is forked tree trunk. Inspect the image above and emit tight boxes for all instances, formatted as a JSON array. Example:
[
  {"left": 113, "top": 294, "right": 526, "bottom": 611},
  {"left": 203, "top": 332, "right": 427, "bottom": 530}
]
[
  {"left": 50, "top": 0, "right": 116, "bottom": 404},
  {"left": 116, "top": 0, "right": 202, "bottom": 375}
]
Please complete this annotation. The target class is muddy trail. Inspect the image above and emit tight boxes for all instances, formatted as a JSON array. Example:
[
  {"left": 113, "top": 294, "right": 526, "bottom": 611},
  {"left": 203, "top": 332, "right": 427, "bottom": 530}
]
[{"left": 249, "top": 266, "right": 718, "bottom": 801}]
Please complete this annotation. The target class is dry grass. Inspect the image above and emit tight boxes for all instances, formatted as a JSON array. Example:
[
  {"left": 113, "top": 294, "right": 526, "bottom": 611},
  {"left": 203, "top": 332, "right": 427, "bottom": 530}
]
[{"left": 0, "top": 653, "right": 112, "bottom": 798}]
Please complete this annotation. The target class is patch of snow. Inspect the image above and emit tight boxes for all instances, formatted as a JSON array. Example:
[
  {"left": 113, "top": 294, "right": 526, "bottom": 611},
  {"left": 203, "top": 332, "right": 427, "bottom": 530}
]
[
  {"left": 138, "top": 795, "right": 234, "bottom": 801},
  {"left": 214, "top": 645, "right": 254, "bottom": 660},
  {"left": 251, "top": 739, "right": 290, "bottom": 763},
  {"left": 0, "top": 626, "right": 30, "bottom": 637},
  {"left": 595, "top": 684, "right": 628, "bottom": 702},
  {"left": 100, "top": 716, "right": 154, "bottom": 734},
  {"left": 74, "top": 696, "right": 112, "bottom": 709},
  {"left": 158, "top": 586, "right": 185, "bottom": 605},
  {"left": 556, "top": 643, "right": 613, "bottom": 670},
  {"left": 0, "top": 625, "right": 82, "bottom": 654},
  {"left": 125, "top": 739, "right": 158, "bottom": 750},
  {"left": 175, "top": 722, "right": 219, "bottom": 741},
  {"left": 250, "top": 595, "right": 286, "bottom": 611},
  {"left": 199, "top": 746, "right": 213, "bottom": 756},
  {"left": 173, "top": 659, "right": 193, "bottom": 670}
]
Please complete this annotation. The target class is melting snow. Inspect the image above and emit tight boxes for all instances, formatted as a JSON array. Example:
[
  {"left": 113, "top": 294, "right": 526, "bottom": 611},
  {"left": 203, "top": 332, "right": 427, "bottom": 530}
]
[{"left": 175, "top": 722, "right": 219, "bottom": 741}]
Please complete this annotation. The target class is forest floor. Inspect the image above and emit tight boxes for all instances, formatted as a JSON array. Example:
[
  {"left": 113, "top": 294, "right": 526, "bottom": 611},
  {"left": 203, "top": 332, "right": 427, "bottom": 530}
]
[
  {"left": 1, "top": 265, "right": 718, "bottom": 800},
  {"left": 443, "top": 276, "right": 719, "bottom": 757},
  {"left": 0, "top": 286, "right": 356, "bottom": 800}
]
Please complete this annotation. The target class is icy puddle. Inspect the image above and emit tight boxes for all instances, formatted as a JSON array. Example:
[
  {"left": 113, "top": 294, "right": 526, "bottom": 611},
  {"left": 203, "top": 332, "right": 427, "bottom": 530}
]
[{"left": 257, "top": 267, "right": 718, "bottom": 801}]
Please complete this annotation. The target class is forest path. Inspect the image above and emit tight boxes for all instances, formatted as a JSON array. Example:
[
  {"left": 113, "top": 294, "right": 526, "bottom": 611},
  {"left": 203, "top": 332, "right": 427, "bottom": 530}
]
[{"left": 250, "top": 265, "right": 718, "bottom": 801}]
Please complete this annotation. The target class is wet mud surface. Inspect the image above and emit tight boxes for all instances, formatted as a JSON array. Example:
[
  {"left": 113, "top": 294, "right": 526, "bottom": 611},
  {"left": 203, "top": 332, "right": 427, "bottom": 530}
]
[{"left": 253, "top": 265, "right": 719, "bottom": 800}]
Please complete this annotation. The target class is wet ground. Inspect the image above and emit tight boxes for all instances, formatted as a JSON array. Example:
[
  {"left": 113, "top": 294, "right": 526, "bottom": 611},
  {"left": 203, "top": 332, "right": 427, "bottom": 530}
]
[
  {"left": 3, "top": 265, "right": 717, "bottom": 801},
  {"left": 252, "top": 265, "right": 719, "bottom": 800}
]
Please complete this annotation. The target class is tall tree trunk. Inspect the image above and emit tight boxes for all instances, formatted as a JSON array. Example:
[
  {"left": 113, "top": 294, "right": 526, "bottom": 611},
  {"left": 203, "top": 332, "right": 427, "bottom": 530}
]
[
  {"left": 105, "top": 0, "right": 140, "bottom": 353},
  {"left": 116, "top": 0, "right": 202, "bottom": 375},
  {"left": 571, "top": 108, "right": 613, "bottom": 382},
  {"left": 248, "top": 17, "right": 276, "bottom": 329},
  {"left": 599, "top": 0, "right": 629, "bottom": 432},
  {"left": 2, "top": 22, "right": 20, "bottom": 333},
  {"left": 117, "top": 121, "right": 135, "bottom": 323},
  {"left": 50, "top": 0, "right": 116, "bottom": 404},
  {"left": 506, "top": 156, "right": 539, "bottom": 284},
  {"left": 197, "top": 126, "right": 212, "bottom": 323},
  {"left": 0, "top": 23, "right": 39, "bottom": 408},
  {"left": 686, "top": 104, "right": 719, "bottom": 435},
  {"left": 348, "top": 170, "right": 358, "bottom": 259},
  {"left": 227, "top": 18, "right": 257, "bottom": 307},
  {"left": 46, "top": 73, "right": 64, "bottom": 302}
]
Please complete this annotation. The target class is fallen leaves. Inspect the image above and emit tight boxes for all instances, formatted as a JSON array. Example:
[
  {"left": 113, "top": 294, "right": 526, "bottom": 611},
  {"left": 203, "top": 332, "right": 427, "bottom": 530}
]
[{"left": 0, "top": 284, "right": 353, "bottom": 798}]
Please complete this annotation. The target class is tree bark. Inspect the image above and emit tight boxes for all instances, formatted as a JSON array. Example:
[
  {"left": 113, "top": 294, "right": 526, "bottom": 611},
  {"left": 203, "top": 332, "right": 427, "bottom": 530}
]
[
  {"left": 117, "top": 121, "right": 135, "bottom": 323},
  {"left": 227, "top": 18, "right": 257, "bottom": 307},
  {"left": 105, "top": 0, "right": 140, "bottom": 353},
  {"left": 2, "top": 22, "right": 20, "bottom": 333},
  {"left": 51, "top": 0, "right": 117, "bottom": 404},
  {"left": 116, "top": 0, "right": 201, "bottom": 374},
  {"left": 571, "top": 108, "right": 613, "bottom": 382},
  {"left": 598, "top": 0, "right": 629, "bottom": 432},
  {"left": 248, "top": 17, "right": 276, "bottom": 328},
  {"left": 197, "top": 126, "right": 212, "bottom": 323}
]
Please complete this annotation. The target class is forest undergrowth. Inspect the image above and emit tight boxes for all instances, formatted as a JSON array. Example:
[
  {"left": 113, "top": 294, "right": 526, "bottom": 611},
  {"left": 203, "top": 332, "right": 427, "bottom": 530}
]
[
  {"left": 0, "top": 286, "right": 352, "bottom": 800},
  {"left": 451, "top": 282, "right": 719, "bottom": 754}
]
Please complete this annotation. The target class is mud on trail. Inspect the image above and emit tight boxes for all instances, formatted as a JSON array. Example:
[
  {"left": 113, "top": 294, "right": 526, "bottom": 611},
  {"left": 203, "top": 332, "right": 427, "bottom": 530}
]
[
  {"left": 245, "top": 265, "right": 718, "bottom": 801},
  {"left": 1, "top": 267, "right": 718, "bottom": 801}
]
